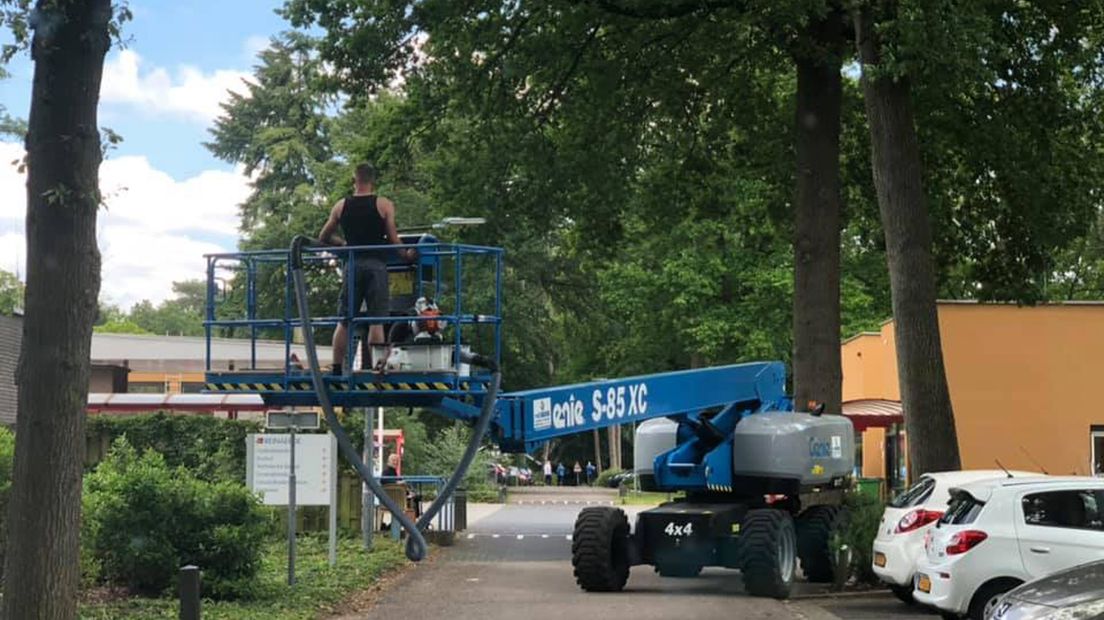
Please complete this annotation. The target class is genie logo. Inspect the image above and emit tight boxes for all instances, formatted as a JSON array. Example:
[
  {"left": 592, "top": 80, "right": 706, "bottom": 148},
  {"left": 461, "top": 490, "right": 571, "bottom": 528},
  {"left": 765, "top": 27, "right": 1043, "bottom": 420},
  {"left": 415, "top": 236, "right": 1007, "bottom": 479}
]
[
  {"left": 809, "top": 437, "right": 832, "bottom": 459},
  {"left": 552, "top": 395, "right": 585, "bottom": 430},
  {"left": 532, "top": 396, "right": 585, "bottom": 431}
]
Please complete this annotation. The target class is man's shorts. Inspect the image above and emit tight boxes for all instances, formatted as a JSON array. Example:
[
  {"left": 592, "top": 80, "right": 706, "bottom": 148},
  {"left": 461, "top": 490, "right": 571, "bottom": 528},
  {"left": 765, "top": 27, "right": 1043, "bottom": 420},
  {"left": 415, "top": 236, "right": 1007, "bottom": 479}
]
[{"left": 337, "top": 257, "right": 389, "bottom": 324}]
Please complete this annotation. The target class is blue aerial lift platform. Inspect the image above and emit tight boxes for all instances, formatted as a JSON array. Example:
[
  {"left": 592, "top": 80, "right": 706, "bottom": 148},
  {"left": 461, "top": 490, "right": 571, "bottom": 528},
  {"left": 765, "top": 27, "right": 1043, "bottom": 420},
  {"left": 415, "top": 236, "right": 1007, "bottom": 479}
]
[{"left": 203, "top": 236, "right": 854, "bottom": 599}]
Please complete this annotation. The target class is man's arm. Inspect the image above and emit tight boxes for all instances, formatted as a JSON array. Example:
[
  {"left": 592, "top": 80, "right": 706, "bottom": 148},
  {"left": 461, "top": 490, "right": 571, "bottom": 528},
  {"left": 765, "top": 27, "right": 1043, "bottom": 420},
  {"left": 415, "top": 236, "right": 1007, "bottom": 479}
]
[
  {"left": 379, "top": 196, "right": 415, "bottom": 260},
  {"left": 317, "top": 199, "right": 346, "bottom": 245}
]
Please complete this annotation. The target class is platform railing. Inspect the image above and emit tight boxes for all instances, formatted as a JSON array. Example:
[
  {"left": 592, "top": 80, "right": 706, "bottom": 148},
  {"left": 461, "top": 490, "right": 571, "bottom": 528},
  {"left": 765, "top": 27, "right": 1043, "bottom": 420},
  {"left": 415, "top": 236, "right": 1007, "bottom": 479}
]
[{"left": 203, "top": 243, "right": 503, "bottom": 389}]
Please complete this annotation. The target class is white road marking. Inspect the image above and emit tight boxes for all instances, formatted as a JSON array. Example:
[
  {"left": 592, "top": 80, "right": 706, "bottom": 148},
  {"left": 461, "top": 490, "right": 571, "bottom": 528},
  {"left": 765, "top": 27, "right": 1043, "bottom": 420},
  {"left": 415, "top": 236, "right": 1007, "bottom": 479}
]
[{"left": 516, "top": 534, "right": 524, "bottom": 540}]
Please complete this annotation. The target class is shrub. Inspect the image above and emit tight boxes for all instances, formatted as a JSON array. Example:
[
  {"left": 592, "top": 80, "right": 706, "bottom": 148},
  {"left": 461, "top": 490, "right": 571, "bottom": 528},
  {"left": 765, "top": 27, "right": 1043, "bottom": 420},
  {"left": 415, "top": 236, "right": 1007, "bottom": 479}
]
[
  {"left": 594, "top": 468, "right": 624, "bottom": 488},
  {"left": 836, "top": 490, "right": 884, "bottom": 584},
  {"left": 83, "top": 437, "right": 267, "bottom": 599},
  {"left": 86, "top": 413, "right": 261, "bottom": 483},
  {"left": 0, "top": 426, "right": 13, "bottom": 579}
]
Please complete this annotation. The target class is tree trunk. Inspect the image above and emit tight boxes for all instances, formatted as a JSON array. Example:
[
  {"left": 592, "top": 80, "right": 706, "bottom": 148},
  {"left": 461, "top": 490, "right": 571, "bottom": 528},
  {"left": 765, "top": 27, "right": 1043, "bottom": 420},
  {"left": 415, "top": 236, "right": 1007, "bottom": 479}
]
[
  {"left": 592, "top": 428, "right": 603, "bottom": 472},
  {"left": 3, "top": 1, "right": 110, "bottom": 617},
  {"left": 792, "top": 9, "right": 845, "bottom": 415},
  {"left": 854, "top": 6, "right": 961, "bottom": 475}
]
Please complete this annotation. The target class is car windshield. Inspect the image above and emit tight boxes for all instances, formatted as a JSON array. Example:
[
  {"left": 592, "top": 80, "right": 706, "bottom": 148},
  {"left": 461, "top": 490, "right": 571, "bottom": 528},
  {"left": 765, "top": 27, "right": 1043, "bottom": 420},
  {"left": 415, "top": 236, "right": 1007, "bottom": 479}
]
[
  {"left": 890, "top": 476, "right": 936, "bottom": 508},
  {"left": 940, "top": 491, "right": 985, "bottom": 525}
]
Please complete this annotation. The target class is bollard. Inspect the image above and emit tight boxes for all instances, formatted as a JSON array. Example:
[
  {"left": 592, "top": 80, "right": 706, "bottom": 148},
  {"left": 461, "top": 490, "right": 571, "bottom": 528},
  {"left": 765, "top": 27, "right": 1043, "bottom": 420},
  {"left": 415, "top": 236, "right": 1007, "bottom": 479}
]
[
  {"left": 497, "top": 485, "right": 507, "bottom": 503},
  {"left": 833, "top": 545, "right": 852, "bottom": 591},
  {"left": 179, "top": 565, "right": 201, "bottom": 620},
  {"left": 454, "top": 488, "right": 468, "bottom": 531}
]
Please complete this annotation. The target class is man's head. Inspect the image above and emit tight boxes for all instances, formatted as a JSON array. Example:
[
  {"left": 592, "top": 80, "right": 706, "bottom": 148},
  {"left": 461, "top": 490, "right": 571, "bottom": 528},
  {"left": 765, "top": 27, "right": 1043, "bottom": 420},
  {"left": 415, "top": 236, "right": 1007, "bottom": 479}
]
[{"left": 353, "top": 163, "right": 378, "bottom": 190}]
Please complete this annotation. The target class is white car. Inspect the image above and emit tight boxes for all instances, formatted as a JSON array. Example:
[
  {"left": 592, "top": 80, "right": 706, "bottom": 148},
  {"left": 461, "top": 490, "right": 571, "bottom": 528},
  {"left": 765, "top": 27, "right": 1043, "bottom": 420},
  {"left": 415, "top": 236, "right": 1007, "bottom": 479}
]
[
  {"left": 873, "top": 470, "right": 1037, "bottom": 604},
  {"left": 913, "top": 476, "right": 1104, "bottom": 620}
]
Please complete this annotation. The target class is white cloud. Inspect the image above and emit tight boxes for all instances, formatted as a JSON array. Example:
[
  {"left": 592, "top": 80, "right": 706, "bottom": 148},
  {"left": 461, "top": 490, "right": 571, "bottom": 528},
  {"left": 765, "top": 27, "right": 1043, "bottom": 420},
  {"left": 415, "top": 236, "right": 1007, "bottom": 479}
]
[
  {"left": 101, "top": 50, "right": 255, "bottom": 124},
  {"left": 0, "top": 141, "right": 251, "bottom": 309}
]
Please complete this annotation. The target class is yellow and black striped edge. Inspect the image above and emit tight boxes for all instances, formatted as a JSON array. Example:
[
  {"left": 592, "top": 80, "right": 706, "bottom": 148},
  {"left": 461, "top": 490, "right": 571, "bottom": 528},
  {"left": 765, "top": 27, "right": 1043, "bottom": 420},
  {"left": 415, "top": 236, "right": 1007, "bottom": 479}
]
[{"left": 205, "top": 381, "right": 488, "bottom": 393}]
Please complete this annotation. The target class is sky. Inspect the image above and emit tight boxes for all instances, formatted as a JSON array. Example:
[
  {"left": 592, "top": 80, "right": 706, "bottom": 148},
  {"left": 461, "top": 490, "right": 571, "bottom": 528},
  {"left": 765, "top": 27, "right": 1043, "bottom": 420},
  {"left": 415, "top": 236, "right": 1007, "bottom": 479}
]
[{"left": 0, "top": 2, "right": 291, "bottom": 309}]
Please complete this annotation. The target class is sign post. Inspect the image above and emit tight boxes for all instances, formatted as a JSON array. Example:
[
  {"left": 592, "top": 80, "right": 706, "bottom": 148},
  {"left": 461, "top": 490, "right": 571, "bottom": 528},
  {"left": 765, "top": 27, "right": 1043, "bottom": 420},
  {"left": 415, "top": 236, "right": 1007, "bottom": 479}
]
[
  {"left": 287, "top": 424, "right": 296, "bottom": 585},
  {"left": 247, "top": 410, "right": 336, "bottom": 586}
]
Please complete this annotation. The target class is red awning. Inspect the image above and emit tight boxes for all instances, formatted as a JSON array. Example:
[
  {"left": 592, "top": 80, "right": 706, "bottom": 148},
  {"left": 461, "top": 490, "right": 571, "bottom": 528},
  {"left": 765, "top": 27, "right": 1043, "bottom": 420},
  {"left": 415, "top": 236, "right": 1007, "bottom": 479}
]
[{"left": 842, "top": 399, "right": 903, "bottom": 432}]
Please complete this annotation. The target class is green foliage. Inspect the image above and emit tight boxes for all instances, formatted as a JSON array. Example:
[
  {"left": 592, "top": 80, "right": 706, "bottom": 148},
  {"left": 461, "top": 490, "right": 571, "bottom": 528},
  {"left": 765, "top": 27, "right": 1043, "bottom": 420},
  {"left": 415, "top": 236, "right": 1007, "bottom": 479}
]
[
  {"left": 86, "top": 413, "right": 261, "bottom": 483},
  {"left": 422, "top": 423, "right": 494, "bottom": 492},
  {"left": 0, "top": 269, "right": 24, "bottom": 315},
  {"left": 594, "top": 468, "right": 624, "bottom": 488},
  {"left": 95, "top": 279, "right": 207, "bottom": 336},
  {"left": 837, "top": 491, "right": 884, "bottom": 585},
  {"left": 0, "top": 426, "right": 14, "bottom": 578},
  {"left": 93, "top": 319, "right": 151, "bottom": 334},
  {"left": 79, "top": 537, "right": 408, "bottom": 620},
  {"left": 82, "top": 438, "right": 268, "bottom": 598}
]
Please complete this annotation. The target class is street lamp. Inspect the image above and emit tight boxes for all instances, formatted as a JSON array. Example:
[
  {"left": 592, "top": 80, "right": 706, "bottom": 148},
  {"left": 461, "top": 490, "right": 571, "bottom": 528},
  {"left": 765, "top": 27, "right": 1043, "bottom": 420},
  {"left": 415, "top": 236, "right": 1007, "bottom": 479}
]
[{"left": 400, "top": 216, "right": 486, "bottom": 234}]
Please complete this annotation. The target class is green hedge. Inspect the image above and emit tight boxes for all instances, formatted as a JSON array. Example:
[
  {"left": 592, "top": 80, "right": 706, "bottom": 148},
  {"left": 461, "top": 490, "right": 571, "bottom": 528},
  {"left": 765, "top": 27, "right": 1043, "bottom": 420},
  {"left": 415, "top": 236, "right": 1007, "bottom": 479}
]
[
  {"left": 594, "top": 468, "right": 623, "bottom": 488},
  {"left": 0, "top": 426, "right": 13, "bottom": 580},
  {"left": 838, "top": 490, "right": 884, "bottom": 584},
  {"left": 86, "top": 413, "right": 261, "bottom": 483},
  {"left": 83, "top": 437, "right": 267, "bottom": 599}
]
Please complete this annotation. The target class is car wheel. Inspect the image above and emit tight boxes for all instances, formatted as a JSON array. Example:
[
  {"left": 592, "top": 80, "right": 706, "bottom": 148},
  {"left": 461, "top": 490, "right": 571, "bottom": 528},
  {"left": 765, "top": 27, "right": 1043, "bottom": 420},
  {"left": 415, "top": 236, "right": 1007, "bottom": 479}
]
[
  {"left": 889, "top": 584, "right": 914, "bottom": 605},
  {"left": 968, "top": 579, "right": 1021, "bottom": 620}
]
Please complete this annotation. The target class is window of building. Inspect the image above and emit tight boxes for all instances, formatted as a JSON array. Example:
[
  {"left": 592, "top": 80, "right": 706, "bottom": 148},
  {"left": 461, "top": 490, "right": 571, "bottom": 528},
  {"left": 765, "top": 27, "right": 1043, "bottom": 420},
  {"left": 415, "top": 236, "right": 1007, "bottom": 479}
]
[
  {"left": 1022, "top": 490, "right": 1104, "bottom": 530},
  {"left": 1093, "top": 427, "right": 1104, "bottom": 477},
  {"left": 128, "top": 382, "right": 163, "bottom": 394}
]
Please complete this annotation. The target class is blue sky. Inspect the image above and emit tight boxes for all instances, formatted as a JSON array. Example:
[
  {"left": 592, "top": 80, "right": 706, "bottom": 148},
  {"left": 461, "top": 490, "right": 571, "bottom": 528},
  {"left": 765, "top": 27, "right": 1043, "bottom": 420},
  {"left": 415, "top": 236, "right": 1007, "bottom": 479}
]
[
  {"left": 0, "top": 1, "right": 295, "bottom": 308},
  {"left": 3, "top": 1, "right": 287, "bottom": 178}
]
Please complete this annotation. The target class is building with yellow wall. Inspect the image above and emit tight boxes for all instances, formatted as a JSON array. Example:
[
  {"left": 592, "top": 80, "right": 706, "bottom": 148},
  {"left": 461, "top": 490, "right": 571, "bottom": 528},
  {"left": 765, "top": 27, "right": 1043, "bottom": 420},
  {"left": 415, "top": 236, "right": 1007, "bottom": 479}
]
[{"left": 843, "top": 302, "right": 1104, "bottom": 486}]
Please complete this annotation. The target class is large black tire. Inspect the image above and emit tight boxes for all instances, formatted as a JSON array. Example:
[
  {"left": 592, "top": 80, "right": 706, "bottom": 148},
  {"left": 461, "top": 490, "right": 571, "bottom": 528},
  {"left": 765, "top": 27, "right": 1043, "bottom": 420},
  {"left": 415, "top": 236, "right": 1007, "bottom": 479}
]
[
  {"left": 739, "top": 509, "right": 796, "bottom": 599},
  {"left": 572, "top": 506, "right": 631, "bottom": 592},
  {"left": 796, "top": 505, "right": 847, "bottom": 583}
]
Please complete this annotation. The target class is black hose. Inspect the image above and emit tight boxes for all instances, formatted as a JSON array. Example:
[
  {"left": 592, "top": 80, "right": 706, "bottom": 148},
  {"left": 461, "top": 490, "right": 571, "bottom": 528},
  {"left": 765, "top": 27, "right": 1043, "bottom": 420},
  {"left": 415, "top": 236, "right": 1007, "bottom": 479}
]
[
  {"left": 407, "top": 372, "right": 499, "bottom": 558},
  {"left": 288, "top": 235, "right": 500, "bottom": 562}
]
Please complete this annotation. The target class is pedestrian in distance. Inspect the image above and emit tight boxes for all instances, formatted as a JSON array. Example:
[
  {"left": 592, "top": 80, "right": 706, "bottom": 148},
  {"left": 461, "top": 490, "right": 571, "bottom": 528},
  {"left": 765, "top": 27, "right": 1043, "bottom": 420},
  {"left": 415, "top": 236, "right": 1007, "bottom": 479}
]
[
  {"left": 556, "top": 462, "right": 566, "bottom": 486},
  {"left": 573, "top": 461, "right": 582, "bottom": 486},
  {"left": 585, "top": 461, "right": 596, "bottom": 486},
  {"left": 543, "top": 459, "right": 553, "bottom": 485}
]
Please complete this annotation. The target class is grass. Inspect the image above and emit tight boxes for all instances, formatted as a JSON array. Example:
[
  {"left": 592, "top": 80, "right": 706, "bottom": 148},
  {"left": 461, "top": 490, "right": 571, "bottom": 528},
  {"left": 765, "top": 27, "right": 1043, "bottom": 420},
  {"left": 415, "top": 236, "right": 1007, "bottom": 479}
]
[
  {"left": 618, "top": 490, "right": 682, "bottom": 506},
  {"left": 79, "top": 535, "right": 408, "bottom": 620}
]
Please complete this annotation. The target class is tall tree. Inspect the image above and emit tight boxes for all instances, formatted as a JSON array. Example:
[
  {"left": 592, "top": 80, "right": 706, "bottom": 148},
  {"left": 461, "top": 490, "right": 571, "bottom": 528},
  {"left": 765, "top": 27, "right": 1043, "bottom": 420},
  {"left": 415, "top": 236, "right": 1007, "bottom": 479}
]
[
  {"left": 791, "top": 7, "right": 845, "bottom": 414},
  {"left": 854, "top": 2, "right": 960, "bottom": 473},
  {"left": 281, "top": 0, "right": 860, "bottom": 400},
  {"left": 2, "top": 0, "right": 115, "bottom": 616}
]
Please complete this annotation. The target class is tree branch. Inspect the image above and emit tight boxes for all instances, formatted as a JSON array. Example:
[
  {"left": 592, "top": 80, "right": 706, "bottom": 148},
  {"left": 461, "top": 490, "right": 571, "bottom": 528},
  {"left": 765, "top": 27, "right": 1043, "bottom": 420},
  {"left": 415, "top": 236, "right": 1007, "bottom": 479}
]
[{"left": 590, "top": 0, "right": 740, "bottom": 20}]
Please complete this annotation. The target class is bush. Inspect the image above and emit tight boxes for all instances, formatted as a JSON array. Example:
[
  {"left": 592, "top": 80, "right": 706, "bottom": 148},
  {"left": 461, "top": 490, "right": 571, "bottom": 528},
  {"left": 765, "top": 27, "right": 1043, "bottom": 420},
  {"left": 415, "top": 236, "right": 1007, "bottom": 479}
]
[
  {"left": 86, "top": 413, "right": 261, "bottom": 483},
  {"left": 836, "top": 490, "right": 884, "bottom": 585},
  {"left": 0, "top": 426, "right": 13, "bottom": 579},
  {"left": 594, "top": 468, "right": 623, "bottom": 488},
  {"left": 83, "top": 437, "right": 267, "bottom": 599}
]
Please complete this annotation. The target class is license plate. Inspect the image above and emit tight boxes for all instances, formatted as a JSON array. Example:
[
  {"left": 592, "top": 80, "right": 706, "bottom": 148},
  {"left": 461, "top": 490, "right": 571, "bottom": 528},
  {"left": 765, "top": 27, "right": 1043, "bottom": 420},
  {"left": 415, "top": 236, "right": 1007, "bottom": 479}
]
[
  {"left": 389, "top": 270, "right": 415, "bottom": 296},
  {"left": 918, "top": 574, "right": 931, "bottom": 593},
  {"left": 874, "top": 552, "right": 886, "bottom": 567}
]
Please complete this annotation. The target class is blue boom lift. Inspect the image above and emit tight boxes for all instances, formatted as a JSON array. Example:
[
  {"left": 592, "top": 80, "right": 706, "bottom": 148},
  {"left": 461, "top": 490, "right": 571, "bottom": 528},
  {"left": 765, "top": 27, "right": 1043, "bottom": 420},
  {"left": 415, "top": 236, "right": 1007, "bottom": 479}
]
[{"left": 203, "top": 235, "right": 854, "bottom": 599}]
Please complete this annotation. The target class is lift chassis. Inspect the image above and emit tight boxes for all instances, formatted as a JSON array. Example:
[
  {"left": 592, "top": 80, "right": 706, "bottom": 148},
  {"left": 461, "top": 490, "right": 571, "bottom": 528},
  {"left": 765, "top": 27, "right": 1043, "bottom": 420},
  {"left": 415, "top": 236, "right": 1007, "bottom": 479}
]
[{"left": 201, "top": 237, "right": 855, "bottom": 599}]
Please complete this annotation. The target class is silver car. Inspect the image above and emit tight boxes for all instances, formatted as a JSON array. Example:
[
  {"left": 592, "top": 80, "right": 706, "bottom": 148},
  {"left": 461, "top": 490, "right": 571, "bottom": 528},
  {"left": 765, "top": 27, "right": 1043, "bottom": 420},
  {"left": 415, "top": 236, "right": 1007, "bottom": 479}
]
[{"left": 988, "top": 559, "right": 1104, "bottom": 620}]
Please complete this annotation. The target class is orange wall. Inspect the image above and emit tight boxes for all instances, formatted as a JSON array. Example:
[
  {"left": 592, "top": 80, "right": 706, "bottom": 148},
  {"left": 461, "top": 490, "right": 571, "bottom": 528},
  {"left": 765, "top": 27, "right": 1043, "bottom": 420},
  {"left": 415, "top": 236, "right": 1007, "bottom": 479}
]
[{"left": 842, "top": 304, "right": 1104, "bottom": 476}]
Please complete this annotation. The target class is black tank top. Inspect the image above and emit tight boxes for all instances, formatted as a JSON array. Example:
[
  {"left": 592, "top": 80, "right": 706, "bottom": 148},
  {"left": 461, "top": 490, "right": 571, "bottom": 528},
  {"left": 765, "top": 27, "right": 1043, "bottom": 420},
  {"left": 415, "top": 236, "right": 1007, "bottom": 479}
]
[{"left": 339, "top": 194, "right": 387, "bottom": 247}]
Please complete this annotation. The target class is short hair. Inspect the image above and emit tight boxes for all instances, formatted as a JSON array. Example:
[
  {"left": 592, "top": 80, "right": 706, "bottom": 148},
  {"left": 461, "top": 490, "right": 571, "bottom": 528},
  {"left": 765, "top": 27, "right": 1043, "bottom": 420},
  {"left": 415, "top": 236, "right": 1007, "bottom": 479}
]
[{"left": 354, "top": 163, "right": 377, "bottom": 185}]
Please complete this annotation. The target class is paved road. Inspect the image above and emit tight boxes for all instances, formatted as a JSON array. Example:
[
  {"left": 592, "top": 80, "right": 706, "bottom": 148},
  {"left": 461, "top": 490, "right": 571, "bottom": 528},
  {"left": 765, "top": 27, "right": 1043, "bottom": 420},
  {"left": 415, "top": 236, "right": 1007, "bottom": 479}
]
[{"left": 364, "top": 499, "right": 937, "bottom": 620}]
